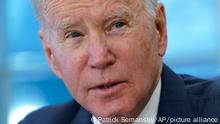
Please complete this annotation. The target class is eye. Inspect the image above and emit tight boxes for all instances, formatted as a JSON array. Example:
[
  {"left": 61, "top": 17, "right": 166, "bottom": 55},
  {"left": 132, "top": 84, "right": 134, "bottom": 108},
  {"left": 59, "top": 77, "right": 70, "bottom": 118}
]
[
  {"left": 112, "top": 21, "right": 126, "bottom": 29},
  {"left": 65, "top": 31, "right": 83, "bottom": 39}
]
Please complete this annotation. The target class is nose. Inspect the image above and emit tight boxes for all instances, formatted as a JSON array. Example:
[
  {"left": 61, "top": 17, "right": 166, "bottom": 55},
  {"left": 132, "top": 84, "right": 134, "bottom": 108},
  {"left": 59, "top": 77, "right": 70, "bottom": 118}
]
[{"left": 88, "top": 35, "right": 115, "bottom": 69}]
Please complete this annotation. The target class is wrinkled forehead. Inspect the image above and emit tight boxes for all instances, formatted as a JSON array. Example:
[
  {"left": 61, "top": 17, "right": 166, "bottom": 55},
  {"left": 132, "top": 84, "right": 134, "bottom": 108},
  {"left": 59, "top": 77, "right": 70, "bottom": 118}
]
[
  {"left": 42, "top": 0, "right": 145, "bottom": 26},
  {"left": 44, "top": 0, "right": 143, "bottom": 13}
]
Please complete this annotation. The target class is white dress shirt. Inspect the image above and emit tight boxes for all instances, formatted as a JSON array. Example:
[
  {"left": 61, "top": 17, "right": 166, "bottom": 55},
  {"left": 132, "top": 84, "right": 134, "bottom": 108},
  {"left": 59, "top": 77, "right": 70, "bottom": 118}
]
[{"left": 92, "top": 78, "right": 161, "bottom": 124}]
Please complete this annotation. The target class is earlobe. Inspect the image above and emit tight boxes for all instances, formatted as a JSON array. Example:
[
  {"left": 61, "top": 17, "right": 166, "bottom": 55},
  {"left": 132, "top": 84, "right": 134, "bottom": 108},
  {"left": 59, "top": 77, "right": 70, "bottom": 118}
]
[
  {"left": 155, "top": 3, "right": 167, "bottom": 57},
  {"left": 49, "top": 54, "right": 63, "bottom": 79},
  {"left": 39, "top": 30, "right": 63, "bottom": 79}
]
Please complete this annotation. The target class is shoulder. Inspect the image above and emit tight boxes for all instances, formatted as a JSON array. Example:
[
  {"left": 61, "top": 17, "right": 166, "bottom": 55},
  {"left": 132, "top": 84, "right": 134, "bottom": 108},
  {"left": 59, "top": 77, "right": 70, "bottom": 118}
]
[
  {"left": 180, "top": 74, "right": 220, "bottom": 116},
  {"left": 19, "top": 100, "right": 85, "bottom": 124},
  {"left": 180, "top": 74, "right": 220, "bottom": 99}
]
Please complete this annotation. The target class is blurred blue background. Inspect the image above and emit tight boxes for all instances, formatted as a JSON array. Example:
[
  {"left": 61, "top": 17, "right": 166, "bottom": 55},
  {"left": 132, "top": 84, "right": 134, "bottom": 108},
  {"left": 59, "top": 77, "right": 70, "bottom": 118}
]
[{"left": 0, "top": 0, "right": 220, "bottom": 124}]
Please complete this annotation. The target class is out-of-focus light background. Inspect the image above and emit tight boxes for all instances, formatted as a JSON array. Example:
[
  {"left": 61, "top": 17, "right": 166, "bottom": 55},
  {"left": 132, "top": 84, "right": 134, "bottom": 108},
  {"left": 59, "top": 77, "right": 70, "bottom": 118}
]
[{"left": 0, "top": 0, "right": 220, "bottom": 124}]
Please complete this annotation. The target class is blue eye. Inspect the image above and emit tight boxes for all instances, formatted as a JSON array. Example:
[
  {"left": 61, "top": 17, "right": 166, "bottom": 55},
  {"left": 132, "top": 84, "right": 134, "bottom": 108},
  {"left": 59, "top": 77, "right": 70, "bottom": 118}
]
[{"left": 65, "top": 31, "right": 82, "bottom": 39}]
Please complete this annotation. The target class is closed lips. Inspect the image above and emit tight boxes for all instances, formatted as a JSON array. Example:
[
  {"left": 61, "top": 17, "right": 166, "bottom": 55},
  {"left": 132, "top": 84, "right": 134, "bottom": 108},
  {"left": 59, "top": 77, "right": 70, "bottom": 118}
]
[{"left": 91, "top": 81, "right": 127, "bottom": 90}]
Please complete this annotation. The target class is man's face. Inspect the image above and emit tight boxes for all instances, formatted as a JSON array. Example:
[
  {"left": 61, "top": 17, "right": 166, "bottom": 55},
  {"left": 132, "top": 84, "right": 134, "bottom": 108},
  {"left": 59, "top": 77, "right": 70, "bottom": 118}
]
[{"left": 40, "top": 0, "right": 167, "bottom": 119}]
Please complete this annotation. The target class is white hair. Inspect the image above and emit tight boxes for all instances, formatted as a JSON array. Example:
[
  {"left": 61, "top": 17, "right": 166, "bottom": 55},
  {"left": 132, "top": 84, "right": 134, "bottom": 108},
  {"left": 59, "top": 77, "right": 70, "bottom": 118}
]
[
  {"left": 32, "top": 0, "right": 46, "bottom": 24},
  {"left": 143, "top": 0, "right": 158, "bottom": 18}
]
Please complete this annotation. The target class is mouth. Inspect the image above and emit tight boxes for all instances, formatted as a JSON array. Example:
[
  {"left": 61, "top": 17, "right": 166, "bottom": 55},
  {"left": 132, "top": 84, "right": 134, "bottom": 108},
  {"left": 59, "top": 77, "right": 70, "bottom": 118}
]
[
  {"left": 96, "top": 81, "right": 124, "bottom": 89},
  {"left": 90, "top": 81, "right": 127, "bottom": 97}
]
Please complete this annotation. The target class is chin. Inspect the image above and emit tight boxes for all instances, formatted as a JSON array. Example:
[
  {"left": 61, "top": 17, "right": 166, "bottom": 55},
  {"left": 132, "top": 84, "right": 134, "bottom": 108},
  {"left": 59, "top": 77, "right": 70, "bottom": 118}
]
[
  {"left": 91, "top": 100, "right": 135, "bottom": 118},
  {"left": 83, "top": 87, "right": 143, "bottom": 119}
]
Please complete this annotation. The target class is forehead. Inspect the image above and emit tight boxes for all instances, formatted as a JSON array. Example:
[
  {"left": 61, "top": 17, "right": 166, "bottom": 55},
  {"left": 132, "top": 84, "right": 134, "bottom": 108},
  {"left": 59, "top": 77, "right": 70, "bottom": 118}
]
[
  {"left": 43, "top": 0, "right": 144, "bottom": 25},
  {"left": 44, "top": 0, "right": 142, "bottom": 12}
]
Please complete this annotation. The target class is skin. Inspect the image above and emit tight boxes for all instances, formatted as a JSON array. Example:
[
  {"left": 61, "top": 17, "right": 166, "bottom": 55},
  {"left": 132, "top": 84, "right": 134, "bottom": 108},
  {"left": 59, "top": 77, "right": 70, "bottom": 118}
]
[{"left": 39, "top": 0, "right": 167, "bottom": 123}]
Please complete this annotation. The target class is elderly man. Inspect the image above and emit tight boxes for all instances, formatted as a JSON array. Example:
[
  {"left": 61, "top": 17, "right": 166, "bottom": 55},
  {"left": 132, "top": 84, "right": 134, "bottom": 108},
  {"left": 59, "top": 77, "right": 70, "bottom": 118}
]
[{"left": 20, "top": 0, "right": 220, "bottom": 124}]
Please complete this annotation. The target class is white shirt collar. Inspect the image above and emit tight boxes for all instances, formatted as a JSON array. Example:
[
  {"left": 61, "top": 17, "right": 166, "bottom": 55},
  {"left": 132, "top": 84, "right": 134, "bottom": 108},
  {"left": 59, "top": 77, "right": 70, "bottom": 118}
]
[{"left": 92, "top": 78, "right": 161, "bottom": 124}]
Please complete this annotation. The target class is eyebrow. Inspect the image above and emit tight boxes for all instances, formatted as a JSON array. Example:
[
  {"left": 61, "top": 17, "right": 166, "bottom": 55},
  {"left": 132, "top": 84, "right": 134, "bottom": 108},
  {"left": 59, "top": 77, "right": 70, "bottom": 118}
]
[
  {"left": 57, "top": 21, "right": 80, "bottom": 32},
  {"left": 56, "top": 8, "right": 133, "bottom": 32},
  {"left": 104, "top": 9, "right": 133, "bottom": 23}
]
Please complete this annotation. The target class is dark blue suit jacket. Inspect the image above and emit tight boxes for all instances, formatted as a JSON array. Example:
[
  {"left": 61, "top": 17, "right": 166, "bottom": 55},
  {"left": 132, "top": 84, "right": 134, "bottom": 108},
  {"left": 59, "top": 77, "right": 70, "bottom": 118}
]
[{"left": 19, "top": 65, "right": 220, "bottom": 124}]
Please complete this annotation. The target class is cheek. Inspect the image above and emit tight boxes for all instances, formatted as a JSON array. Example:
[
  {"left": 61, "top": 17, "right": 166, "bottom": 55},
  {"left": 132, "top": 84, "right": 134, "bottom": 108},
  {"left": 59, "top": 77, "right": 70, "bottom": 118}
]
[
  {"left": 122, "top": 32, "right": 158, "bottom": 82},
  {"left": 122, "top": 35, "right": 152, "bottom": 66},
  {"left": 56, "top": 51, "right": 88, "bottom": 98}
]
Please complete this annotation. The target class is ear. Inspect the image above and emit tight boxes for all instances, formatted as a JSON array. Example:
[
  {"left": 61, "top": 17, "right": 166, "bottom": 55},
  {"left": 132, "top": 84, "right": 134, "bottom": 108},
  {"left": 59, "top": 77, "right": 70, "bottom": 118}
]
[
  {"left": 155, "top": 3, "right": 167, "bottom": 57},
  {"left": 39, "top": 30, "right": 63, "bottom": 79}
]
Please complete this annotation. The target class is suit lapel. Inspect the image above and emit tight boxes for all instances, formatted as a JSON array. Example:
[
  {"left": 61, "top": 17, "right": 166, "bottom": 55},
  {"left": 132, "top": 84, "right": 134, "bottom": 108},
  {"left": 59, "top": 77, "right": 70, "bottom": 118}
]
[
  {"left": 70, "top": 107, "right": 92, "bottom": 124},
  {"left": 156, "top": 64, "right": 194, "bottom": 124}
]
